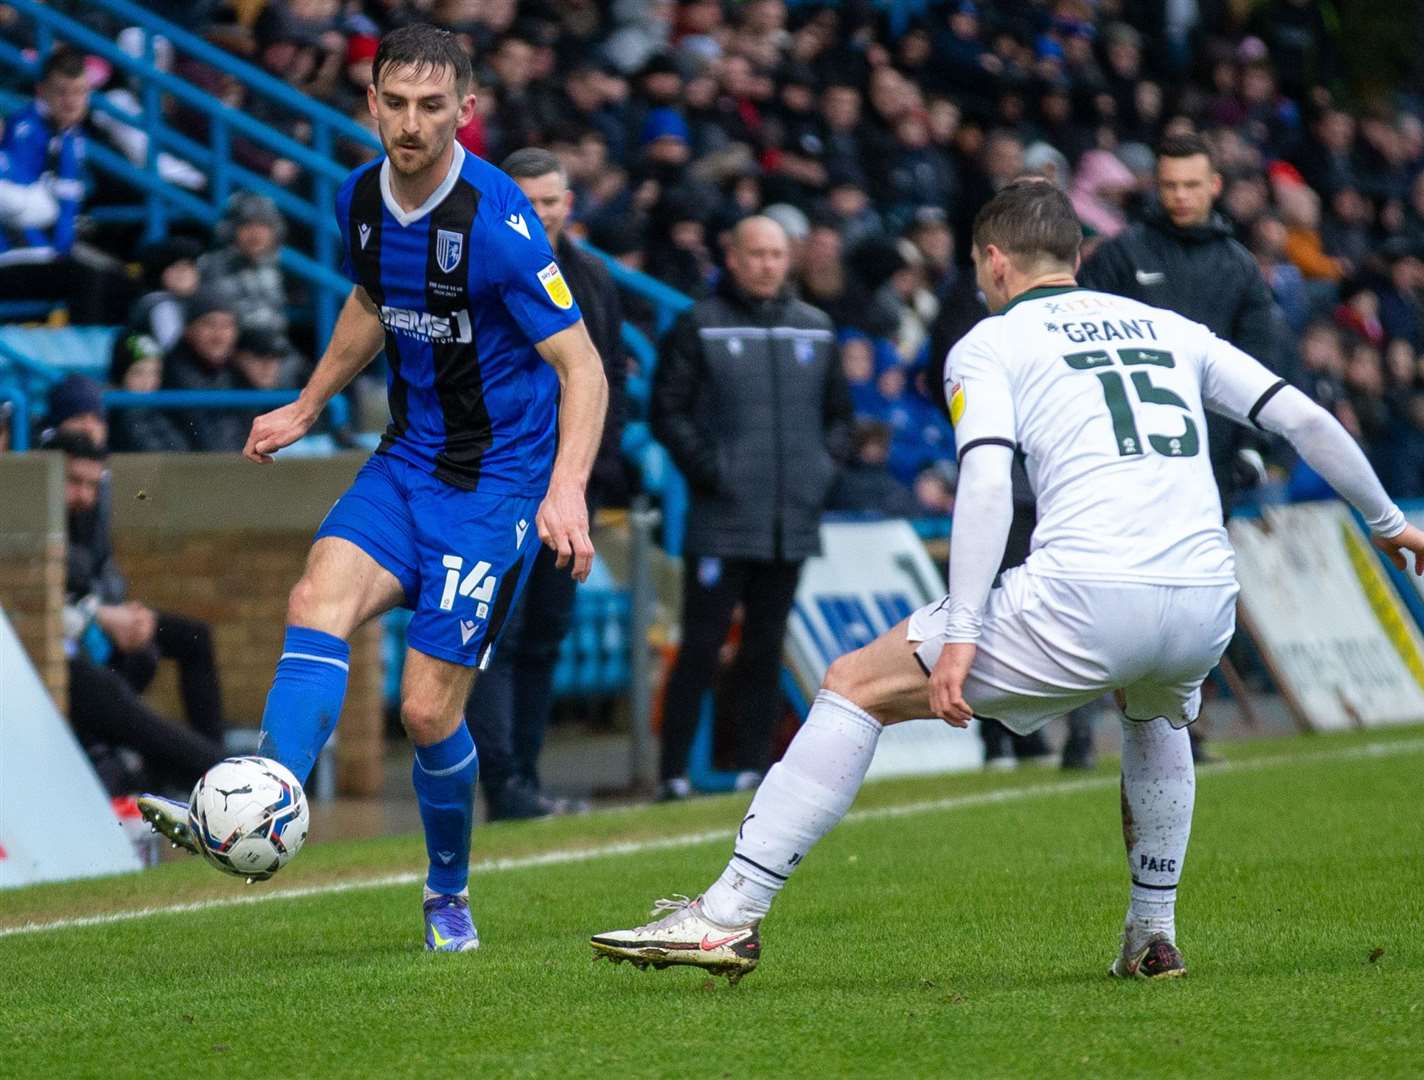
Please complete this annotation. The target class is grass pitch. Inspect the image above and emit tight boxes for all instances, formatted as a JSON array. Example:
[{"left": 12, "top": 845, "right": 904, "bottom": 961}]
[{"left": 3, "top": 727, "right": 1422, "bottom": 1079}]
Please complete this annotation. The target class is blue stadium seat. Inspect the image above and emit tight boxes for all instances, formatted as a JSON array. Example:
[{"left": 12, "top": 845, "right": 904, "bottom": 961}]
[
  {"left": 549, "top": 584, "right": 631, "bottom": 699},
  {"left": 0, "top": 325, "right": 120, "bottom": 381}
]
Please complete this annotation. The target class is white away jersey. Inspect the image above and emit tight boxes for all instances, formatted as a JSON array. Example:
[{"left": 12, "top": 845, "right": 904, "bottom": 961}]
[{"left": 945, "top": 285, "right": 1285, "bottom": 586}]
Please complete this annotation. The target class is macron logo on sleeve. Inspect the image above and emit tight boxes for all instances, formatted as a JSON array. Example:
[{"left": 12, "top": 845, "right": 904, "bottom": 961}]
[{"left": 505, "top": 213, "right": 530, "bottom": 239}]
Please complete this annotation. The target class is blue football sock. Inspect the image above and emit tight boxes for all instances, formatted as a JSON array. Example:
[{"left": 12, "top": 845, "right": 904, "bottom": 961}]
[
  {"left": 257, "top": 626, "right": 351, "bottom": 786},
  {"left": 412, "top": 723, "right": 479, "bottom": 895}
]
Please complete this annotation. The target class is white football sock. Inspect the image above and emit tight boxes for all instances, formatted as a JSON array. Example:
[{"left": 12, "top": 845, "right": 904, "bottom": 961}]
[
  {"left": 700, "top": 690, "right": 881, "bottom": 927},
  {"left": 1119, "top": 717, "right": 1194, "bottom": 944}
]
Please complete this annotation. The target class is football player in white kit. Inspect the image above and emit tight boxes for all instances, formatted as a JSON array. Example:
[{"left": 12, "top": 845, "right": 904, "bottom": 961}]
[{"left": 590, "top": 181, "right": 1424, "bottom": 983}]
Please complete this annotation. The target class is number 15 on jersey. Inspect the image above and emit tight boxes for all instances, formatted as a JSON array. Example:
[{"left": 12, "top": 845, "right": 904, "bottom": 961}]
[{"left": 1064, "top": 347, "right": 1199, "bottom": 458}]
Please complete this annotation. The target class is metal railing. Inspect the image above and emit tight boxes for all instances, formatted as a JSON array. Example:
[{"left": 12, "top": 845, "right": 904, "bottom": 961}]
[
  {"left": 0, "top": 384, "right": 31, "bottom": 450},
  {"left": 105, "top": 389, "right": 351, "bottom": 432},
  {"left": 1, "top": 0, "right": 383, "bottom": 345},
  {"left": 2, "top": 0, "right": 701, "bottom": 381}
]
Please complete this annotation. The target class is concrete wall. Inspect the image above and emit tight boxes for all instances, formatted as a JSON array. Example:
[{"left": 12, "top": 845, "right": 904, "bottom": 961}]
[
  {"left": 105, "top": 453, "right": 386, "bottom": 796},
  {"left": 0, "top": 452, "right": 67, "bottom": 712}
]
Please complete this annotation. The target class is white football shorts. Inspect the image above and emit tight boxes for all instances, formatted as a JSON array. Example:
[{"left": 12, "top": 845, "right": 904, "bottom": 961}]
[{"left": 908, "top": 567, "right": 1238, "bottom": 734}]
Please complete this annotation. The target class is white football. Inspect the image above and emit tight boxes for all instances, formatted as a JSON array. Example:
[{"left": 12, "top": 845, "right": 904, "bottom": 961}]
[{"left": 188, "top": 756, "right": 310, "bottom": 881}]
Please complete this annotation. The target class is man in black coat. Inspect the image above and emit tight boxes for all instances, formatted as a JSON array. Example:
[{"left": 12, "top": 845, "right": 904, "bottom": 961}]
[
  {"left": 652, "top": 215, "right": 853, "bottom": 799},
  {"left": 1081, "top": 133, "right": 1279, "bottom": 763},
  {"left": 463, "top": 148, "right": 628, "bottom": 819},
  {"left": 1080, "top": 133, "right": 1278, "bottom": 516}
]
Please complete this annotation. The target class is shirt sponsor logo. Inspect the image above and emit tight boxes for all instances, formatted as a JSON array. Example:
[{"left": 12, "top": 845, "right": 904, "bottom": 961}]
[
  {"left": 1135, "top": 269, "right": 1166, "bottom": 285},
  {"left": 378, "top": 305, "right": 473, "bottom": 343},
  {"left": 537, "top": 261, "right": 574, "bottom": 309}
]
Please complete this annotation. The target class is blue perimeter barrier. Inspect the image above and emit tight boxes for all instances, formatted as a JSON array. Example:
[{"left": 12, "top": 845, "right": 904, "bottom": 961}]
[{"left": 104, "top": 389, "right": 351, "bottom": 432}]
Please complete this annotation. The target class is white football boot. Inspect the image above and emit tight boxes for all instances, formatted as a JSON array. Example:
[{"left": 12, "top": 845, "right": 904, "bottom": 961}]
[
  {"left": 591, "top": 895, "right": 761, "bottom": 984},
  {"left": 1109, "top": 922, "right": 1187, "bottom": 979},
  {"left": 136, "top": 794, "right": 199, "bottom": 855}
]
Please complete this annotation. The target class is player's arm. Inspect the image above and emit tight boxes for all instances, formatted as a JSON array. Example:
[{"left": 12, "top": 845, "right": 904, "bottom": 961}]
[
  {"left": 243, "top": 286, "right": 384, "bottom": 463},
  {"left": 533, "top": 319, "right": 610, "bottom": 582},
  {"left": 1198, "top": 332, "right": 1424, "bottom": 572},
  {"left": 929, "top": 337, "right": 1019, "bottom": 727}
]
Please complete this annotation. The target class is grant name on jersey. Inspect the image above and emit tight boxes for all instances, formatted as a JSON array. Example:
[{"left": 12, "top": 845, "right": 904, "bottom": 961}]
[{"left": 1056, "top": 318, "right": 1159, "bottom": 344}]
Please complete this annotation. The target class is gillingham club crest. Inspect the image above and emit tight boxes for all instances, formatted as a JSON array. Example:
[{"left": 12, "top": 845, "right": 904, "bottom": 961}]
[{"left": 436, "top": 228, "right": 464, "bottom": 274}]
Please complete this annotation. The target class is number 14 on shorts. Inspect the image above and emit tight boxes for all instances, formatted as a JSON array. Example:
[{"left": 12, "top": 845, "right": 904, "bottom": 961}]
[{"left": 440, "top": 554, "right": 498, "bottom": 619}]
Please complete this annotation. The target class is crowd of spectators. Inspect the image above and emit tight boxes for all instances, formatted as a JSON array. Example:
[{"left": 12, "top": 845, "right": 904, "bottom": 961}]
[{"left": 3, "top": 1, "right": 1424, "bottom": 502}]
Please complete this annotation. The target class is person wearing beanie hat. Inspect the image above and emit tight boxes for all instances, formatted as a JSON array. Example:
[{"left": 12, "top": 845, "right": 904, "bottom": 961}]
[
  {"left": 640, "top": 106, "right": 692, "bottom": 167},
  {"left": 41, "top": 373, "right": 107, "bottom": 449},
  {"left": 162, "top": 284, "right": 243, "bottom": 451},
  {"left": 183, "top": 283, "right": 239, "bottom": 326},
  {"left": 107, "top": 333, "right": 189, "bottom": 453},
  {"left": 108, "top": 331, "right": 162, "bottom": 390},
  {"left": 233, "top": 326, "right": 294, "bottom": 393},
  {"left": 197, "top": 192, "right": 291, "bottom": 341}
]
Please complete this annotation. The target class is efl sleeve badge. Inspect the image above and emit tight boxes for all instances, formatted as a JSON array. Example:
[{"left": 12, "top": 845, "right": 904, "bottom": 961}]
[
  {"left": 948, "top": 381, "right": 966, "bottom": 426},
  {"left": 537, "top": 262, "right": 574, "bottom": 310}
]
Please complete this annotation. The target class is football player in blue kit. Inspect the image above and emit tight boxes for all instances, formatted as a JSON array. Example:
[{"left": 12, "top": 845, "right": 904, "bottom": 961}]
[{"left": 139, "top": 25, "right": 608, "bottom": 953}]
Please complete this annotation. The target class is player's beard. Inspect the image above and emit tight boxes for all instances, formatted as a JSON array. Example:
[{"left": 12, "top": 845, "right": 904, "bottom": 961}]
[{"left": 386, "top": 131, "right": 451, "bottom": 179}]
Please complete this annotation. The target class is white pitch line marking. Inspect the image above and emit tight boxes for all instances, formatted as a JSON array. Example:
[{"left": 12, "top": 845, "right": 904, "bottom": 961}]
[{"left": 2, "top": 737, "right": 1421, "bottom": 941}]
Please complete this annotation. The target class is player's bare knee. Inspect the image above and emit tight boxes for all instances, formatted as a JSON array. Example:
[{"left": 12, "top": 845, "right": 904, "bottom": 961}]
[
  {"left": 285, "top": 575, "right": 323, "bottom": 627},
  {"left": 286, "top": 573, "right": 350, "bottom": 637},
  {"left": 399, "top": 696, "right": 453, "bottom": 746}
]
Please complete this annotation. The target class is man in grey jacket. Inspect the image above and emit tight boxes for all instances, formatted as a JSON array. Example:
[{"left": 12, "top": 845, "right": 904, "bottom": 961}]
[{"left": 652, "top": 216, "right": 853, "bottom": 799}]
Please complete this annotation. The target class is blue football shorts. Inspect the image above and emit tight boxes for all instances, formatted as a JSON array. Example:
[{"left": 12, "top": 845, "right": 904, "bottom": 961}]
[{"left": 315, "top": 453, "right": 543, "bottom": 667}]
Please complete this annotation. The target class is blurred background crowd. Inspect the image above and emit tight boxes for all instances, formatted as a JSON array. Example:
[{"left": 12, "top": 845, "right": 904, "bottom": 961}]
[{"left": 2, "top": 0, "right": 1422, "bottom": 508}]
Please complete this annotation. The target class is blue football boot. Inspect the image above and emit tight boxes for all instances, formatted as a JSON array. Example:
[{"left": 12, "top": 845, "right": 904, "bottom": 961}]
[{"left": 424, "top": 892, "right": 480, "bottom": 952}]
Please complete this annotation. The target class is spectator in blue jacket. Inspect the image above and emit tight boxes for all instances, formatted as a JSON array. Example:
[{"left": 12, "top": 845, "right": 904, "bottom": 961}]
[{"left": 0, "top": 48, "right": 137, "bottom": 323}]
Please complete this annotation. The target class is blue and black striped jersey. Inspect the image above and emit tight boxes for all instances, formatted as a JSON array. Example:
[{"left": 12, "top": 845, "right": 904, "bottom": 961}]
[{"left": 335, "top": 142, "right": 582, "bottom": 493}]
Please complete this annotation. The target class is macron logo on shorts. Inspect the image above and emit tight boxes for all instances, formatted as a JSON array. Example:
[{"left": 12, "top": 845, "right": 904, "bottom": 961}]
[{"left": 460, "top": 620, "right": 478, "bottom": 644}]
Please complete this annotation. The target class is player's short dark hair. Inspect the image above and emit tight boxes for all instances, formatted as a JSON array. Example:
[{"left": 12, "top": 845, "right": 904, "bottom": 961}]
[
  {"left": 1155, "top": 132, "right": 1216, "bottom": 171},
  {"left": 41, "top": 429, "right": 107, "bottom": 461},
  {"left": 41, "top": 47, "right": 86, "bottom": 83},
  {"left": 501, "top": 147, "right": 566, "bottom": 184},
  {"left": 373, "top": 24, "right": 472, "bottom": 93},
  {"left": 972, "top": 180, "right": 1081, "bottom": 268}
]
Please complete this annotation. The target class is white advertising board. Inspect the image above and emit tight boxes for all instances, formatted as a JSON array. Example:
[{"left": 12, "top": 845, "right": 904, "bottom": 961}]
[
  {"left": 786, "top": 520, "right": 982, "bottom": 778},
  {"left": 0, "top": 608, "right": 142, "bottom": 888},
  {"left": 1228, "top": 502, "right": 1424, "bottom": 731}
]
